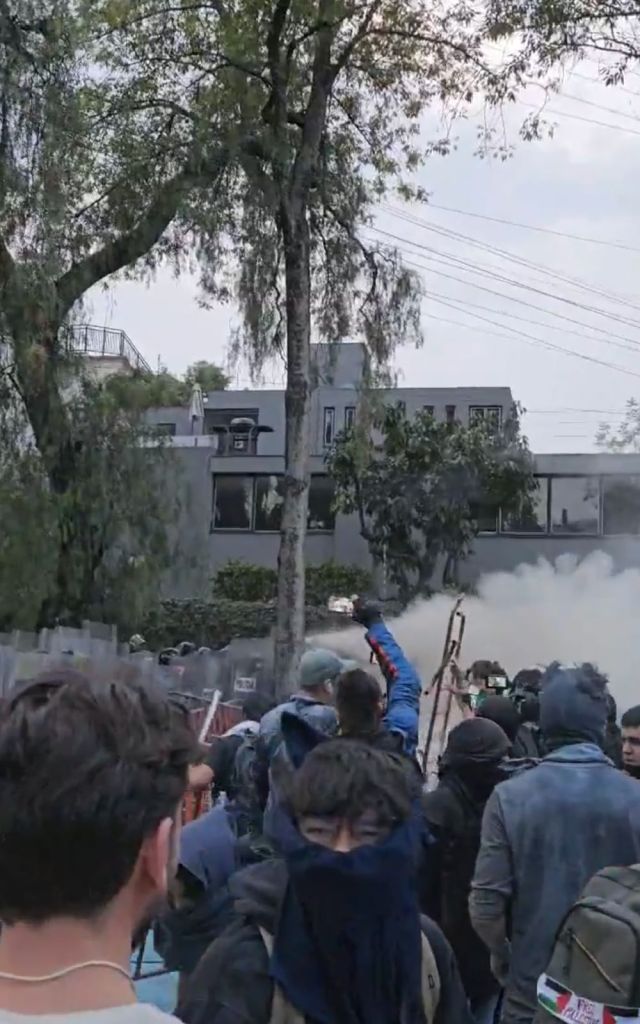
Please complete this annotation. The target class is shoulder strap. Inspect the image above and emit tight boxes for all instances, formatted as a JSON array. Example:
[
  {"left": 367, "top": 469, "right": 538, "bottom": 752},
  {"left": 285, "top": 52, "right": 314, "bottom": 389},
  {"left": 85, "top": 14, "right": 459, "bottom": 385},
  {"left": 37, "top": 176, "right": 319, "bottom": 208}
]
[
  {"left": 258, "top": 927, "right": 305, "bottom": 1024},
  {"left": 259, "top": 926, "right": 440, "bottom": 1024},
  {"left": 420, "top": 931, "right": 441, "bottom": 1024}
]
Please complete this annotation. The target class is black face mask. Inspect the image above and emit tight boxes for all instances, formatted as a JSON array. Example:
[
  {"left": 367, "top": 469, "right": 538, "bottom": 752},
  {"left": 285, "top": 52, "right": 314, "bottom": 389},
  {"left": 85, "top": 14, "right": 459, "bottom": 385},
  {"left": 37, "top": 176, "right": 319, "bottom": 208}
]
[
  {"left": 271, "top": 816, "right": 426, "bottom": 1024},
  {"left": 625, "top": 763, "right": 640, "bottom": 780}
]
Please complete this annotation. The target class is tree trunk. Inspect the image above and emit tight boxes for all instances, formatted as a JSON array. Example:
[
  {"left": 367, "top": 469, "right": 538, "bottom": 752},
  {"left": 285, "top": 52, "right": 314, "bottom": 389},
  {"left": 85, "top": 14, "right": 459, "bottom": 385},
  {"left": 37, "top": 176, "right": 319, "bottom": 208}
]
[{"left": 274, "top": 212, "right": 312, "bottom": 696}]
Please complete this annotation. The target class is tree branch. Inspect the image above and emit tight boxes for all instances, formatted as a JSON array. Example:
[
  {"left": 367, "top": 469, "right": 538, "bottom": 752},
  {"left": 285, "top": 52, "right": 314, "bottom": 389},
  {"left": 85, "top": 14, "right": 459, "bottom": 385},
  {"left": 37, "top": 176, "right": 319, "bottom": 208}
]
[{"left": 55, "top": 144, "right": 230, "bottom": 319}]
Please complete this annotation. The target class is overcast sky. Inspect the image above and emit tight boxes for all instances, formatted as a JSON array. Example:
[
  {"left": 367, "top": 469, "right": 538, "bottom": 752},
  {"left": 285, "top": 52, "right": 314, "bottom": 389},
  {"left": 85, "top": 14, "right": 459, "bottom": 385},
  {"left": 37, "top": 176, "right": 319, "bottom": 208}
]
[{"left": 87, "top": 61, "right": 640, "bottom": 455}]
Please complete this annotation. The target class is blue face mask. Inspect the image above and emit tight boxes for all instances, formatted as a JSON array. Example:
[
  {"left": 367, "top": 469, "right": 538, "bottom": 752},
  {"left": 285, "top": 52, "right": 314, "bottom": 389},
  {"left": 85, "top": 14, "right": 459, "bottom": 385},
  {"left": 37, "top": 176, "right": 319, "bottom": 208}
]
[{"left": 271, "top": 816, "right": 426, "bottom": 1024}]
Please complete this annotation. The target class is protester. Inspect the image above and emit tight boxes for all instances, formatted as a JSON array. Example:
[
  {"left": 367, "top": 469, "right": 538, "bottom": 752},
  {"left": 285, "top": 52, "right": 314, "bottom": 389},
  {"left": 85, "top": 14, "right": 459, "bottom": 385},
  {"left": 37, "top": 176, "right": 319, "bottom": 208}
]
[
  {"left": 177, "top": 741, "right": 473, "bottom": 1024},
  {"left": 423, "top": 718, "right": 510, "bottom": 1024},
  {"left": 470, "top": 662, "right": 640, "bottom": 1024},
  {"left": 604, "top": 691, "right": 623, "bottom": 768},
  {"left": 337, "top": 598, "right": 423, "bottom": 756},
  {"left": 188, "top": 693, "right": 276, "bottom": 817},
  {"left": 0, "top": 666, "right": 197, "bottom": 1023},
  {"left": 621, "top": 704, "right": 640, "bottom": 779},
  {"left": 476, "top": 695, "right": 540, "bottom": 760}
]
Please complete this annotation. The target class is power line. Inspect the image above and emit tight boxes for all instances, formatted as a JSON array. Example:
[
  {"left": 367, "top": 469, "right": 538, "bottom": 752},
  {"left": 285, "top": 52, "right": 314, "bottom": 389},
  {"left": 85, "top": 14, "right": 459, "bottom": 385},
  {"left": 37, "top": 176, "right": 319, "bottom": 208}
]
[
  {"left": 519, "top": 99, "right": 640, "bottom": 137},
  {"left": 561, "top": 90, "right": 640, "bottom": 125},
  {"left": 381, "top": 205, "right": 640, "bottom": 314},
  {"left": 367, "top": 228, "right": 640, "bottom": 343},
  {"left": 422, "top": 203, "right": 640, "bottom": 254},
  {"left": 423, "top": 296, "right": 640, "bottom": 380}
]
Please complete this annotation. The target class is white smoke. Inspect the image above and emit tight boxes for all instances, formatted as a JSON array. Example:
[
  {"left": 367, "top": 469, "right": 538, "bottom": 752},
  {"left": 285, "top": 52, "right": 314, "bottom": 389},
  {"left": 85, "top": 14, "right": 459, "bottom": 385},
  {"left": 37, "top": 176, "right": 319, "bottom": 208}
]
[{"left": 315, "top": 551, "right": 640, "bottom": 714}]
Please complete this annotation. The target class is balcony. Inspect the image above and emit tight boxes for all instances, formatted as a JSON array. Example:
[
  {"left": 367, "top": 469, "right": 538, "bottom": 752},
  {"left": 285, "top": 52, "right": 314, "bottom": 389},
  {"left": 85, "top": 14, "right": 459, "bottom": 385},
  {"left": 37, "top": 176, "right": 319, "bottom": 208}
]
[{"left": 70, "top": 324, "right": 152, "bottom": 374}]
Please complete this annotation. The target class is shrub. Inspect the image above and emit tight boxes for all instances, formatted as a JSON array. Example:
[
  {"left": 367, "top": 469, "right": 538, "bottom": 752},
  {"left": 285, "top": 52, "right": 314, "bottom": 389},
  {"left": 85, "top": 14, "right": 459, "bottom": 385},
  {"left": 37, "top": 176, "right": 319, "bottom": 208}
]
[{"left": 212, "top": 560, "right": 372, "bottom": 605}]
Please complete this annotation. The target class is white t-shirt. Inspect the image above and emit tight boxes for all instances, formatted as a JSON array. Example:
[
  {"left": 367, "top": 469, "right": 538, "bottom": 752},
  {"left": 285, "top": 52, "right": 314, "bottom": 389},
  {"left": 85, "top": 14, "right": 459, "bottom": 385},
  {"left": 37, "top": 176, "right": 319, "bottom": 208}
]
[{"left": 0, "top": 1006, "right": 179, "bottom": 1024}]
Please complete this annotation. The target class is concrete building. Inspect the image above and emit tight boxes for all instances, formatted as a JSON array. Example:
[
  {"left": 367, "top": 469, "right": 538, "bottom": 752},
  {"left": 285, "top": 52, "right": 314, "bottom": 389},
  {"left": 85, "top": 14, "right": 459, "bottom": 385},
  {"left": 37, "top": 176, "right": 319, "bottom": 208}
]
[{"left": 145, "top": 343, "right": 640, "bottom": 599}]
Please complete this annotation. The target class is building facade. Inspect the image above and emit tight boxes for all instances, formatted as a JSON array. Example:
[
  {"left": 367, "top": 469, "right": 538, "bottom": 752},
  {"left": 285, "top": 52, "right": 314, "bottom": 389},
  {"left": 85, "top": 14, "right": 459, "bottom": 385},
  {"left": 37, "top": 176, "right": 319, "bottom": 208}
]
[{"left": 146, "top": 344, "right": 640, "bottom": 598}]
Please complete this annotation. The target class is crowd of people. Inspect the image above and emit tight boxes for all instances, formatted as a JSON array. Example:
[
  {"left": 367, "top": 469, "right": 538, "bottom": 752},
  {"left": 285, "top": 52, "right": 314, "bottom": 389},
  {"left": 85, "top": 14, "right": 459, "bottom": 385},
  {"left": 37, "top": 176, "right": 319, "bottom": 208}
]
[{"left": 0, "top": 604, "right": 640, "bottom": 1024}]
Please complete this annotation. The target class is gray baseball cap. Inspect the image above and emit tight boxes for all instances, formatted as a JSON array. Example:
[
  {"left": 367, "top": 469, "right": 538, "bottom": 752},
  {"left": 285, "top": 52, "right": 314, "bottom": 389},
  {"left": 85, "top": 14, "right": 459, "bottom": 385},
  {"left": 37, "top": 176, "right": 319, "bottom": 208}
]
[{"left": 299, "top": 648, "right": 358, "bottom": 689}]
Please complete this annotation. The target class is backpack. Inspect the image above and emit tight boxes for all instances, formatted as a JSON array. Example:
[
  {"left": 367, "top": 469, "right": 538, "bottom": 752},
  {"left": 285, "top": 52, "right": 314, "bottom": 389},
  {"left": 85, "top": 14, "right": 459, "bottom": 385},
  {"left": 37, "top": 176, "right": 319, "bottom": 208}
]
[
  {"left": 534, "top": 865, "right": 640, "bottom": 1024},
  {"left": 231, "top": 731, "right": 261, "bottom": 820},
  {"left": 259, "top": 926, "right": 441, "bottom": 1024}
]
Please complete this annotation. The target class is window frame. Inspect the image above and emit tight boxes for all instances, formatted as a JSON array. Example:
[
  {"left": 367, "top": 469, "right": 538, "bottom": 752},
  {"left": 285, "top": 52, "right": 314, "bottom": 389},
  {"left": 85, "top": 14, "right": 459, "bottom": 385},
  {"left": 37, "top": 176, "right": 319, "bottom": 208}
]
[
  {"left": 211, "top": 474, "right": 255, "bottom": 532},
  {"left": 469, "top": 405, "right": 503, "bottom": 430},
  {"left": 323, "top": 406, "right": 336, "bottom": 448},
  {"left": 549, "top": 474, "right": 602, "bottom": 537},
  {"left": 499, "top": 475, "right": 550, "bottom": 536},
  {"left": 344, "top": 406, "right": 356, "bottom": 431}
]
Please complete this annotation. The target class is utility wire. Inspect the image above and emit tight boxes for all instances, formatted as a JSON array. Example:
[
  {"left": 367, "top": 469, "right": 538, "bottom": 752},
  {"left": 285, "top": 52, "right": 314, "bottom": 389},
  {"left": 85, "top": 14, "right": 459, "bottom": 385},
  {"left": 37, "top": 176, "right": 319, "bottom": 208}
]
[
  {"left": 369, "top": 226, "right": 640, "bottom": 334},
  {"left": 420, "top": 203, "right": 640, "bottom": 254},
  {"left": 422, "top": 296, "right": 640, "bottom": 379},
  {"left": 380, "top": 205, "right": 640, "bottom": 313}
]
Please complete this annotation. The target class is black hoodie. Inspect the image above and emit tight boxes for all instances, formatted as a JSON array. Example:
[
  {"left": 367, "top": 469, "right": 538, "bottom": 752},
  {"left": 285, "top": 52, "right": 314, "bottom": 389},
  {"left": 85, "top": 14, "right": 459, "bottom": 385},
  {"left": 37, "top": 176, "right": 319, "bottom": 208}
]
[{"left": 176, "top": 857, "right": 472, "bottom": 1024}]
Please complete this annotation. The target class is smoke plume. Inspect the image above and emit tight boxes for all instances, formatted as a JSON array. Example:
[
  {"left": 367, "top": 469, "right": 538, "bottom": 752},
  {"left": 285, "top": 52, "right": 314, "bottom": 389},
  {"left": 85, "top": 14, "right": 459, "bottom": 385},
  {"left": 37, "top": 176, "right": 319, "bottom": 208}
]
[{"left": 316, "top": 552, "right": 639, "bottom": 713}]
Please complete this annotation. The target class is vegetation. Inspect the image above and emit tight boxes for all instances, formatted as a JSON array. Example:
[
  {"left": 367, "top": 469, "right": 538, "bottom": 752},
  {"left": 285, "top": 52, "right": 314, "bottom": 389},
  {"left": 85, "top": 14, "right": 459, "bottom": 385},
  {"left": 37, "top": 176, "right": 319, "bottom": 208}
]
[
  {"left": 328, "top": 405, "right": 535, "bottom": 604},
  {"left": 212, "top": 560, "right": 371, "bottom": 605},
  {"left": 105, "top": 361, "right": 229, "bottom": 412}
]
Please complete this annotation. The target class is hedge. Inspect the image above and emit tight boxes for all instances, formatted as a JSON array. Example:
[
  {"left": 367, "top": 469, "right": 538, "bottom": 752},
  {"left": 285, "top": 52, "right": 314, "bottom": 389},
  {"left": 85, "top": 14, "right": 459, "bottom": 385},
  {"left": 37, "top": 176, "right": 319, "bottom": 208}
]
[
  {"left": 212, "top": 560, "right": 372, "bottom": 605},
  {"left": 140, "top": 599, "right": 354, "bottom": 650}
]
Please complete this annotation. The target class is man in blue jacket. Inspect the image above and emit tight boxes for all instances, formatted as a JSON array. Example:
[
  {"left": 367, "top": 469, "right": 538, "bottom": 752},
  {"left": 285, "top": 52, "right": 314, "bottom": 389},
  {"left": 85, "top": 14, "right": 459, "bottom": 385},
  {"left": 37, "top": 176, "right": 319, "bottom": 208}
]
[
  {"left": 470, "top": 662, "right": 640, "bottom": 1024},
  {"left": 337, "top": 598, "right": 422, "bottom": 758}
]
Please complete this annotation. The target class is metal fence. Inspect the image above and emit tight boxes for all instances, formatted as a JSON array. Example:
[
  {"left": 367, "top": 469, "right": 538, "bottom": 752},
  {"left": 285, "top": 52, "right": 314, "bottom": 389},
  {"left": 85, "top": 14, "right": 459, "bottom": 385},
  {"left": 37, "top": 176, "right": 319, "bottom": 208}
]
[{"left": 70, "top": 324, "right": 152, "bottom": 374}]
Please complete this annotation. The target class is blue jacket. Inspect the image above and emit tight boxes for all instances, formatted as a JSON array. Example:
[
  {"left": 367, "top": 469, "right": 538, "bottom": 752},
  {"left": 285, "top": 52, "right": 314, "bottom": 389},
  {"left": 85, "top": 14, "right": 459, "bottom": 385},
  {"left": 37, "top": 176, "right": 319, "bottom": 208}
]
[
  {"left": 366, "top": 621, "right": 422, "bottom": 757},
  {"left": 470, "top": 743, "right": 640, "bottom": 1024}
]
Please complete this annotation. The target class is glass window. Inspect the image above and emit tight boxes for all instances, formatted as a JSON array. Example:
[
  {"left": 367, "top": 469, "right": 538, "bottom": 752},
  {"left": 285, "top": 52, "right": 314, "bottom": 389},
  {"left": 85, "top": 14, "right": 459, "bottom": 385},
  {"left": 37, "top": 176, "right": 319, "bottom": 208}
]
[
  {"left": 550, "top": 477, "right": 600, "bottom": 535},
  {"left": 323, "top": 407, "right": 335, "bottom": 447},
  {"left": 344, "top": 406, "right": 356, "bottom": 431},
  {"left": 155, "top": 422, "right": 176, "bottom": 437},
  {"left": 603, "top": 476, "right": 640, "bottom": 535},
  {"left": 470, "top": 405, "right": 503, "bottom": 431},
  {"left": 308, "top": 476, "right": 336, "bottom": 531},
  {"left": 470, "top": 502, "right": 499, "bottom": 534},
  {"left": 502, "top": 477, "right": 549, "bottom": 533},
  {"left": 254, "top": 475, "right": 285, "bottom": 532},
  {"left": 446, "top": 405, "right": 456, "bottom": 424},
  {"left": 213, "top": 476, "right": 253, "bottom": 530},
  {"left": 423, "top": 405, "right": 434, "bottom": 417}
]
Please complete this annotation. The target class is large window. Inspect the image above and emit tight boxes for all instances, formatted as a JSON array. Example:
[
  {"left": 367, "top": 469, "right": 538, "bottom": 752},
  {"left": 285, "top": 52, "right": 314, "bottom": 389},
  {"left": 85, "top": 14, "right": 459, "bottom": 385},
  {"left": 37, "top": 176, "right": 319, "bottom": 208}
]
[
  {"left": 212, "top": 474, "right": 336, "bottom": 532},
  {"left": 470, "top": 502, "right": 499, "bottom": 534},
  {"left": 254, "top": 475, "right": 285, "bottom": 532},
  {"left": 469, "top": 405, "right": 503, "bottom": 431},
  {"left": 603, "top": 476, "right": 640, "bottom": 535},
  {"left": 308, "top": 476, "right": 336, "bottom": 531},
  {"left": 550, "top": 476, "right": 600, "bottom": 535},
  {"left": 344, "top": 406, "right": 356, "bottom": 431},
  {"left": 213, "top": 476, "right": 253, "bottom": 530},
  {"left": 501, "top": 477, "right": 549, "bottom": 533}
]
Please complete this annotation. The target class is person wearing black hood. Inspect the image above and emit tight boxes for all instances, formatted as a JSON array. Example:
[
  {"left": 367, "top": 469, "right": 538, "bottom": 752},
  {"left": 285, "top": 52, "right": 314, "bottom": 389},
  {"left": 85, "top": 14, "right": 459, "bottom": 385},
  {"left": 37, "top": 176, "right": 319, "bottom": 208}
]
[
  {"left": 177, "top": 741, "right": 472, "bottom": 1024},
  {"left": 476, "top": 696, "right": 541, "bottom": 761},
  {"left": 422, "top": 718, "right": 510, "bottom": 1024}
]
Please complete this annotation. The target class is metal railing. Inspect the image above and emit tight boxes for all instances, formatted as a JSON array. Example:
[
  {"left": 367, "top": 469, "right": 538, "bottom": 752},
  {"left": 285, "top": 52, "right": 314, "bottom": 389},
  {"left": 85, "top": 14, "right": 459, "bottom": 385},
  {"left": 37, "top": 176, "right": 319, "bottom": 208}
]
[{"left": 70, "top": 324, "right": 152, "bottom": 374}]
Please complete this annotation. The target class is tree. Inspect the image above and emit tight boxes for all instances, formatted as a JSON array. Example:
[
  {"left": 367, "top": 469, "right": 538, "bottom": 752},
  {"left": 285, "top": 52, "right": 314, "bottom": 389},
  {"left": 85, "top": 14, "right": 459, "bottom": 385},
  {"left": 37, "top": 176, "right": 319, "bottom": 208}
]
[
  {"left": 105, "top": 361, "right": 228, "bottom": 412},
  {"left": 184, "top": 361, "right": 229, "bottom": 393},
  {"left": 114, "top": 0, "right": 515, "bottom": 687},
  {"left": 488, "top": 1, "right": 640, "bottom": 80},
  {"left": 597, "top": 399, "right": 640, "bottom": 452},
  {"left": 0, "top": 1, "right": 235, "bottom": 623},
  {"left": 328, "top": 405, "right": 535, "bottom": 605},
  {"left": 0, "top": 368, "right": 177, "bottom": 631}
]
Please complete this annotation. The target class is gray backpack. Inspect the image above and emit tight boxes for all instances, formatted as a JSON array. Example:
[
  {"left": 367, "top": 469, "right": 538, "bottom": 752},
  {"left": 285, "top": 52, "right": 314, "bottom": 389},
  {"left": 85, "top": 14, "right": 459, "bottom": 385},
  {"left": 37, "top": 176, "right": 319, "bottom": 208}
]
[{"left": 534, "top": 865, "right": 640, "bottom": 1023}]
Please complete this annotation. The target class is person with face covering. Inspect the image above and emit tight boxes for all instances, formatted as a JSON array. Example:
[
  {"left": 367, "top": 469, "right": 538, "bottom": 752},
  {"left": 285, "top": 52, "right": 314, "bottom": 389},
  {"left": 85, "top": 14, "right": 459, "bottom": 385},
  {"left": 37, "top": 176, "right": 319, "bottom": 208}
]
[
  {"left": 422, "top": 719, "right": 510, "bottom": 1024},
  {"left": 177, "top": 741, "right": 473, "bottom": 1024},
  {"left": 470, "top": 663, "right": 640, "bottom": 1024}
]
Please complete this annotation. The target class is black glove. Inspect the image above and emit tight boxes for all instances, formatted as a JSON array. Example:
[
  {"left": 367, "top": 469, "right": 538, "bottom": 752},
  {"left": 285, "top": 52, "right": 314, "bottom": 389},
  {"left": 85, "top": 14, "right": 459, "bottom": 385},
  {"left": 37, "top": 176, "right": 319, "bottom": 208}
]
[{"left": 352, "top": 597, "right": 383, "bottom": 630}]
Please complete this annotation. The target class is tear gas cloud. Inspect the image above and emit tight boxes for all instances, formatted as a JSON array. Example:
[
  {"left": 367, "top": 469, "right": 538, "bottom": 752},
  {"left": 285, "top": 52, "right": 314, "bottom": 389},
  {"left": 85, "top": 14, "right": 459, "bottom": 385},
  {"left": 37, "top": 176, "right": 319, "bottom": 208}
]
[{"left": 316, "top": 552, "right": 639, "bottom": 713}]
